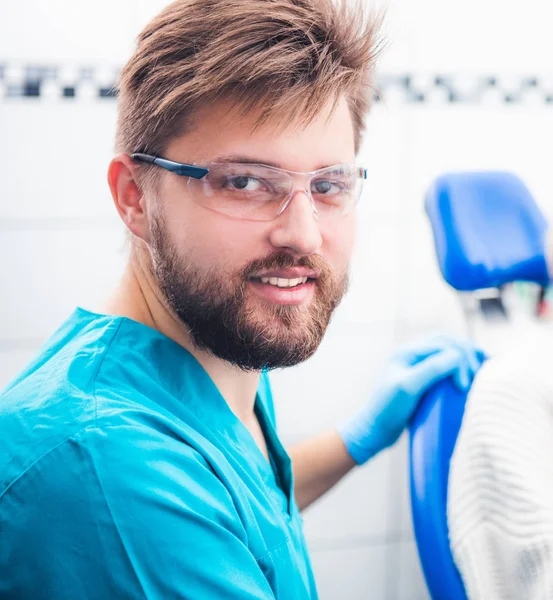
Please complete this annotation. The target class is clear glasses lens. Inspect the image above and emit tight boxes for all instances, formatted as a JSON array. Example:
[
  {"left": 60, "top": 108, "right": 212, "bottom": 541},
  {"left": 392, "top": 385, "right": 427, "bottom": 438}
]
[
  {"left": 188, "top": 163, "right": 364, "bottom": 221},
  {"left": 309, "top": 165, "right": 362, "bottom": 217},
  {"left": 189, "top": 163, "right": 291, "bottom": 220}
]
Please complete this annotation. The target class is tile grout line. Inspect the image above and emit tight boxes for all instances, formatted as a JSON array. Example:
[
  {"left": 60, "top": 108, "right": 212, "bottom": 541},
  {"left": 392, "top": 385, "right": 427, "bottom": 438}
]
[
  {"left": 0, "top": 217, "right": 122, "bottom": 231},
  {"left": 384, "top": 104, "right": 419, "bottom": 600},
  {"left": 308, "top": 531, "right": 413, "bottom": 552}
]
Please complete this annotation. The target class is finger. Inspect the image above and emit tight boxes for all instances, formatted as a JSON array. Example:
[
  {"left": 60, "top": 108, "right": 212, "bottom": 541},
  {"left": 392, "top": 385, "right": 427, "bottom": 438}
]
[
  {"left": 394, "top": 335, "right": 457, "bottom": 365},
  {"left": 451, "top": 341, "right": 481, "bottom": 374},
  {"left": 398, "top": 336, "right": 485, "bottom": 375},
  {"left": 476, "top": 349, "right": 488, "bottom": 363},
  {"left": 401, "top": 347, "right": 467, "bottom": 394},
  {"left": 451, "top": 337, "right": 490, "bottom": 373},
  {"left": 452, "top": 362, "right": 470, "bottom": 389}
]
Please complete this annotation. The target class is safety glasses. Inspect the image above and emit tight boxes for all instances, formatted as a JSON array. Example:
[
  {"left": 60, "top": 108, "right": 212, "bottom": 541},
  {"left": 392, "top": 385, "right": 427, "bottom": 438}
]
[{"left": 132, "top": 153, "right": 366, "bottom": 222}]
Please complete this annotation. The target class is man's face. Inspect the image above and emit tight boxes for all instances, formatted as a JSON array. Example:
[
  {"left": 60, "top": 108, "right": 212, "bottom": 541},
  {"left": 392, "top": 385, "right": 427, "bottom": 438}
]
[{"left": 147, "top": 96, "right": 357, "bottom": 370}]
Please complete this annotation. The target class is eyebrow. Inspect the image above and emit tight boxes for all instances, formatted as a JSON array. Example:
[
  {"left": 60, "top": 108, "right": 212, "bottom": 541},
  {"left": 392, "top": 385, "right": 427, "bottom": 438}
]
[
  {"left": 212, "top": 154, "right": 283, "bottom": 168},
  {"left": 211, "top": 154, "right": 345, "bottom": 171}
]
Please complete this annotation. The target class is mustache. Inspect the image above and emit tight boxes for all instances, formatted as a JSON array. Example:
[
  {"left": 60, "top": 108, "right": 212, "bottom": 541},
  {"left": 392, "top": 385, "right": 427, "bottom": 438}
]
[{"left": 241, "top": 251, "right": 331, "bottom": 281}]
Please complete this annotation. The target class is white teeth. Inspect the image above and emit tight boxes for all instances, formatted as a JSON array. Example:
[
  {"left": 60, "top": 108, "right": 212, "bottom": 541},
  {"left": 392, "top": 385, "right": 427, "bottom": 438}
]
[{"left": 258, "top": 276, "right": 309, "bottom": 288}]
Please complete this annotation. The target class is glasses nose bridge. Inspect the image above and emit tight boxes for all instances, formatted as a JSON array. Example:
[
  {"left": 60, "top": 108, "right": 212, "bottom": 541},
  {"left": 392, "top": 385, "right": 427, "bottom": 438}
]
[
  {"left": 281, "top": 168, "right": 314, "bottom": 195},
  {"left": 277, "top": 171, "right": 316, "bottom": 217}
]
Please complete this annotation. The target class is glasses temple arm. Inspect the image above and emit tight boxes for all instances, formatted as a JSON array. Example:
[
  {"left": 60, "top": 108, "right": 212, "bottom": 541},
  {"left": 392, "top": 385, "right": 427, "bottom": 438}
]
[{"left": 131, "top": 153, "right": 208, "bottom": 179}]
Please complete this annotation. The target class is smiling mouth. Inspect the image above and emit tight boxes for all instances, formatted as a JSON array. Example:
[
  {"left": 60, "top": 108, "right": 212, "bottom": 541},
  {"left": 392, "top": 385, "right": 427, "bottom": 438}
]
[{"left": 249, "top": 276, "right": 316, "bottom": 289}]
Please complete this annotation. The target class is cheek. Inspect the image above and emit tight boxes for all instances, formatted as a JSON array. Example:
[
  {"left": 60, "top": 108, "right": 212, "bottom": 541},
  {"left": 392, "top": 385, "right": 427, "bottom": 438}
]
[
  {"left": 322, "top": 215, "right": 356, "bottom": 268},
  {"left": 166, "top": 208, "right": 270, "bottom": 270}
]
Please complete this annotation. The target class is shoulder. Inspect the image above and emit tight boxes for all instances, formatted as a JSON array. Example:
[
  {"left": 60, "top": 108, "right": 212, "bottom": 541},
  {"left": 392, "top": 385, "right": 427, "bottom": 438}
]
[
  {"left": 2, "top": 420, "right": 245, "bottom": 537},
  {"left": 0, "top": 423, "right": 276, "bottom": 598},
  {"left": 90, "top": 423, "right": 242, "bottom": 522},
  {"left": 0, "top": 313, "right": 132, "bottom": 491}
]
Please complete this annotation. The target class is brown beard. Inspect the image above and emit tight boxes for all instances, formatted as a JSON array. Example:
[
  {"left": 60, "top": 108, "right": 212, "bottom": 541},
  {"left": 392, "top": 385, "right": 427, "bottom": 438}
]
[{"left": 149, "top": 212, "right": 348, "bottom": 371}]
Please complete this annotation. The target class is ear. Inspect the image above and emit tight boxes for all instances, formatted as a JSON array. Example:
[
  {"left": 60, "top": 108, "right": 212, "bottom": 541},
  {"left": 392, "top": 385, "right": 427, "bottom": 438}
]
[{"left": 107, "top": 154, "right": 151, "bottom": 243}]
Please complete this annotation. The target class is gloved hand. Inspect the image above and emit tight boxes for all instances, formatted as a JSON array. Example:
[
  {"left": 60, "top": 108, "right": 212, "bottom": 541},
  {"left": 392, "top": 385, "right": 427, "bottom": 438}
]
[{"left": 338, "top": 335, "right": 487, "bottom": 465}]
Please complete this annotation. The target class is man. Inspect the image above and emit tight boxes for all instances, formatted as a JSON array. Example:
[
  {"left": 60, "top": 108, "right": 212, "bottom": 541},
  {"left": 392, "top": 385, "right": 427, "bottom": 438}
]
[{"left": 0, "top": 0, "right": 483, "bottom": 597}]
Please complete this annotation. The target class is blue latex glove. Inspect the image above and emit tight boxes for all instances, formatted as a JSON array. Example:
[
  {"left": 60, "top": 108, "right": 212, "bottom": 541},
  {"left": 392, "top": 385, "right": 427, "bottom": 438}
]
[{"left": 338, "top": 335, "right": 487, "bottom": 465}]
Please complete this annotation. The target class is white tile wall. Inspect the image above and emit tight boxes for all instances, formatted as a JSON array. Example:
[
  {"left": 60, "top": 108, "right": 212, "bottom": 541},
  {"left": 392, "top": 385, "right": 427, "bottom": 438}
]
[
  {"left": 0, "top": 228, "right": 127, "bottom": 341},
  {"left": 358, "top": 107, "right": 409, "bottom": 219},
  {"left": 342, "top": 221, "right": 401, "bottom": 325},
  {"left": 385, "top": 0, "right": 553, "bottom": 73},
  {"left": 309, "top": 544, "right": 388, "bottom": 600},
  {"left": 405, "top": 106, "right": 553, "bottom": 221},
  {"left": 4, "top": 0, "right": 553, "bottom": 597},
  {"left": 398, "top": 217, "right": 467, "bottom": 327},
  {"left": 0, "top": 103, "right": 118, "bottom": 220},
  {"left": 395, "top": 540, "right": 431, "bottom": 600},
  {"left": 0, "top": 0, "right": 136, "bottom": 62},
  {"left": 302, "top": 447, "right": 395, "bottom": 543}
]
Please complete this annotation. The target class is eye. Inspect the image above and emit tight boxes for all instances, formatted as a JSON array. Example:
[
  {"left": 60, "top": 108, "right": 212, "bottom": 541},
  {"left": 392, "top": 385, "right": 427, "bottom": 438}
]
[
  {"left": 225, "top": 176, "right": 265, "bottom": 192},
  {"left": 312, "top": 179, "right": 344, "bottom": 196}
]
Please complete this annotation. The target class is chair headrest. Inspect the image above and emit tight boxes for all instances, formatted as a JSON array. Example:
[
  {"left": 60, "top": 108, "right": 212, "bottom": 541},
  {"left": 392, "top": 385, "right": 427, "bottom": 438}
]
[{"left": 425, "top": 172, "right": 549, "bottom": 291}]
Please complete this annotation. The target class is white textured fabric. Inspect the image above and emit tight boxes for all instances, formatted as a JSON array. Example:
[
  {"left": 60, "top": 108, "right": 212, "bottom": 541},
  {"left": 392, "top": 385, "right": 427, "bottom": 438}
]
[{"left": 448, "top": 336, "right": 553, "bottom": 600}]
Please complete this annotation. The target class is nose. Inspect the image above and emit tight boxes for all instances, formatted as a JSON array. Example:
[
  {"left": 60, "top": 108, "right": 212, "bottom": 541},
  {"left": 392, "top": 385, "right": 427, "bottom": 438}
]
[{"left": 268, "top": 190, "right": 323, "bottom": 256}]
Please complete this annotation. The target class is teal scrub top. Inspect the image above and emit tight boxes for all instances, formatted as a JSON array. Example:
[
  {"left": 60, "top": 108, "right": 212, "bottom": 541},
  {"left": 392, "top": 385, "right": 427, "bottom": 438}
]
[{"left": 0, "top": 308, "right": 319, "bottom": 599}]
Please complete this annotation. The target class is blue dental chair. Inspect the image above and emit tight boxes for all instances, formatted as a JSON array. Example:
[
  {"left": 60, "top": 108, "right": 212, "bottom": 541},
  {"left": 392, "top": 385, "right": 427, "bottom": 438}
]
[{"left": 408, "top": 171, "right": 549, "bottom": 600}]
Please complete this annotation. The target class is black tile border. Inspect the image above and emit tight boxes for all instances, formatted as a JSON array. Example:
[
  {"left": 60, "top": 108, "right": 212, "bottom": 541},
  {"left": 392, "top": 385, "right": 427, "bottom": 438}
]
[{"left": 1, "top": 63, "right": 553, "bottom": 104}]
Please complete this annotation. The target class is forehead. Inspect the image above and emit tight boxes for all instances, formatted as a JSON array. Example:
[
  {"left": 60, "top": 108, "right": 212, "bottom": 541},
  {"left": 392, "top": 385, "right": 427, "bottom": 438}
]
[{"left": 165, "top": 95, "right": 356, "bottom": 172}]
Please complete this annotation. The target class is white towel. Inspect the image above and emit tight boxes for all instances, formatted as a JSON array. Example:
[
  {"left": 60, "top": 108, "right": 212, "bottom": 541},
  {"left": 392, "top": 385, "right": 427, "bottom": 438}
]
[{"left": 447, "top": 335, "right": 553, "bottom": 600}]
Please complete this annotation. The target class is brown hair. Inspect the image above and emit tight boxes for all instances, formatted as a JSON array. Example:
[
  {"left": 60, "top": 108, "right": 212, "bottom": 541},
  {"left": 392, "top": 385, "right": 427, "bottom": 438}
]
[{"left": 116, "top": 0, "right": 383, "bottom": 163}]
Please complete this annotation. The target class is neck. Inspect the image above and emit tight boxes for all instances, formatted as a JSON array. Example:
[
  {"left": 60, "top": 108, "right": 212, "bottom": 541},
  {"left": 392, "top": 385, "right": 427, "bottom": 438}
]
[{"left": 98, "top": 245, "right": 260, "bottom": 422}]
